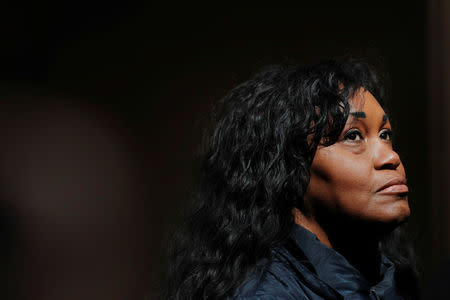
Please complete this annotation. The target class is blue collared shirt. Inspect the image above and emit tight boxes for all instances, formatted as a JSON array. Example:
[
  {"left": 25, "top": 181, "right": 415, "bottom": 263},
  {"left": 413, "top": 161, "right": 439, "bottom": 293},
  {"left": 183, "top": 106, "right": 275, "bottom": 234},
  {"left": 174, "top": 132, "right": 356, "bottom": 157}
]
[{"left": 234, "top": 224, "right": 403, "bottom": 299}]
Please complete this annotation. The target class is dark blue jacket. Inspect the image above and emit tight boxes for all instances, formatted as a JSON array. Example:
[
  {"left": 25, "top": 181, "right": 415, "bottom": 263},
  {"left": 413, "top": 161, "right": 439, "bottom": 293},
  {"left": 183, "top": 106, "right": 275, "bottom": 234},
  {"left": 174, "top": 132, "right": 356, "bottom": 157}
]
[{"left": 233, "top": 224, "right": 403, "bottom": 300}]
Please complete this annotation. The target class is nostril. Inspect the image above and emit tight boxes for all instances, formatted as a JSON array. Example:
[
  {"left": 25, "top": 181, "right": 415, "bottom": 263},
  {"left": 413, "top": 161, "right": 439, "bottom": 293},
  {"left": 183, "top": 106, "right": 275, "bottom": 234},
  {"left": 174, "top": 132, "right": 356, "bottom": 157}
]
[
  {"left": 375, "top": 148, "right": 401, "bottom": 170},
  {"left": 382, "top": 163, "right": 396, "bottom": 170},
  {"left": 380, "top": 161, "right": 400, "bottom": 170}
]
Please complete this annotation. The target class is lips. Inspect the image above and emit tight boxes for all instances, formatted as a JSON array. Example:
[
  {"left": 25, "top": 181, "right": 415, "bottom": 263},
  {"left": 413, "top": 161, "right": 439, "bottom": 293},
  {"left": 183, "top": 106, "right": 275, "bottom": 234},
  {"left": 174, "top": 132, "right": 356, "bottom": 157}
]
[{"left": 377, "top": 177, "right": 408, "bottom": 194}]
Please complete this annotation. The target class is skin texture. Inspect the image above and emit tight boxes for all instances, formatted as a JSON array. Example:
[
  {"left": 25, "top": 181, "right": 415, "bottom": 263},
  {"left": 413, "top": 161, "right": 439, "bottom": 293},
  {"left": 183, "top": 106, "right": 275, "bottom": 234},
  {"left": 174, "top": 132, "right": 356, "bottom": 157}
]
[{"left": 294, "top": 90, "right": 410, "bottom": 248}]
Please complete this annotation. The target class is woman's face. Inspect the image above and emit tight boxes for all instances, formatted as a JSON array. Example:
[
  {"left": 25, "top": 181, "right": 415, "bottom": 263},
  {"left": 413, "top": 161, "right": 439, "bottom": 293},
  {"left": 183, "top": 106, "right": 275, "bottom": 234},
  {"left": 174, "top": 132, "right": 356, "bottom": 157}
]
[{"left": 304, "top": 90, "right": 410, "bottom": 225}]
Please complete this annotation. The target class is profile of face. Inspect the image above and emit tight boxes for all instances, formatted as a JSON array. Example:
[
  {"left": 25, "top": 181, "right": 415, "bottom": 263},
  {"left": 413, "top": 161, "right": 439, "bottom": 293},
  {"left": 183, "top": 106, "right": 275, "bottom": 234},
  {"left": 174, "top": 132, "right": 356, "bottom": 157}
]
[{"left": 304, "top": 90, "right": 410, "bottom": 226}]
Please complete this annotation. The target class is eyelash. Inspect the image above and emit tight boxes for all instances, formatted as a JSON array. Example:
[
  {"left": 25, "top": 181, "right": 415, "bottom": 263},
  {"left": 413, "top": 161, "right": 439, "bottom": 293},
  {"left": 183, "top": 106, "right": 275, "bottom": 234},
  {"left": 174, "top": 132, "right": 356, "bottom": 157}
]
[
  {"left": 343, "top": 128, "right": 393, "bottom": 142},
  {"left": 379, "top": 129, "right": 393, "bottom": 141},
  {"left": 343, "top": 129, "right": 363, "bottom": 142}
]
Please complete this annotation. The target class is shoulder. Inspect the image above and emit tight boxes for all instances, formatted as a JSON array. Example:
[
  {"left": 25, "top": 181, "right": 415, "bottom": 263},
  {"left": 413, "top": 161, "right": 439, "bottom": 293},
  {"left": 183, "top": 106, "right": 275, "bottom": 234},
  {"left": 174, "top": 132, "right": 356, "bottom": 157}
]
[
  {"left": 234, "top": 295, "right": 305, "bottom": 300},
  {"left": 232, "top": 256, "right": 311, "bottom": 300}
]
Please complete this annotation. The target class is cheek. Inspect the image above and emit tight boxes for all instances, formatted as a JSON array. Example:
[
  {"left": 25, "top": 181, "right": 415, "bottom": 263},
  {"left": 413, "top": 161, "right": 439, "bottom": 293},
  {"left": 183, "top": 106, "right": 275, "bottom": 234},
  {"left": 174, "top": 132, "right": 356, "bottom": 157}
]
[{"left": 307, "top": 149, "right": 372, "bottom": 210}]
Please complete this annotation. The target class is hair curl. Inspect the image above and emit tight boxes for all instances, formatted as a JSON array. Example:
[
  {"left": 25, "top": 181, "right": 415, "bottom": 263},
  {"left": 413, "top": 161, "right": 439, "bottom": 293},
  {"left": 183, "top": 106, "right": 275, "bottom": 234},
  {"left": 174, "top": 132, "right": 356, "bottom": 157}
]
[{"left": 164, "top": 59, "right": 418, "bottom": 299}]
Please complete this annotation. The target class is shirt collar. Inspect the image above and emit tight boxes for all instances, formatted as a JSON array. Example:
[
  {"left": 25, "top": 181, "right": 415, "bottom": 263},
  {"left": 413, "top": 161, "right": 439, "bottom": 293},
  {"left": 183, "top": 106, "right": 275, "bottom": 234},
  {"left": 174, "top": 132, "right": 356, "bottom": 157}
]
[{"left": 290, "top": 224, "right": 403, "bottom": 299}]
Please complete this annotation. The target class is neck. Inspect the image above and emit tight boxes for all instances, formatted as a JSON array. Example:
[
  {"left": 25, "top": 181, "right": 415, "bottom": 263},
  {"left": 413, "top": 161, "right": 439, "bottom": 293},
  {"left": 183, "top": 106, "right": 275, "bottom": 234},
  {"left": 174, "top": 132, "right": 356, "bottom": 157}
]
[
  {"left": 293, "top": 207, "right": 332, "bottom": 247},
  {"left": 292, "top": 207, "right": 382, "bottom": 285}
]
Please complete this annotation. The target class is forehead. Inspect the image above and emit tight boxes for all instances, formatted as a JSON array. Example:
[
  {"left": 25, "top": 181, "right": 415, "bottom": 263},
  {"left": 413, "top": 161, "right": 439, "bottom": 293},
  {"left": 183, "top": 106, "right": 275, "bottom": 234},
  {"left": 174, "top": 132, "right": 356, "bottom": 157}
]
[{"left": 348, "top": 90, "right": 386, "bottom": 117}]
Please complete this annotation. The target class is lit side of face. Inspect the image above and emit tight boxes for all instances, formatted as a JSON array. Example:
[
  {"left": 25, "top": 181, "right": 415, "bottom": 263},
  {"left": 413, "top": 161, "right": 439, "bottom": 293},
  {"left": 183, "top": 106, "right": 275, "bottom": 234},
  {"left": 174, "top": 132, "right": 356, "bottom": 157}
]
[{"left": 304, "top": 90, "right": 410, "bottom": 225}]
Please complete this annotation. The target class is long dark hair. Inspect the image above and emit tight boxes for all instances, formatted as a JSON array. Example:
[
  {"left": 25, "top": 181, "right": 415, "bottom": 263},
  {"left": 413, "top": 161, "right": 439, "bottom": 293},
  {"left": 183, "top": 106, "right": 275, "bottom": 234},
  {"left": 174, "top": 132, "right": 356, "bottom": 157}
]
[{"left": 165, "top": 59, "right": 418, "bottom": 299}]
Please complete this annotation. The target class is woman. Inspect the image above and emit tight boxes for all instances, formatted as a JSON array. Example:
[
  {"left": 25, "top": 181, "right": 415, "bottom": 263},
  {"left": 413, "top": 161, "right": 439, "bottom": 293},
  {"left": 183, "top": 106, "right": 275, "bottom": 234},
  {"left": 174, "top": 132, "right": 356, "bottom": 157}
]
[{"left": 166, "top": 59, "right": 419, "bottom": 299}]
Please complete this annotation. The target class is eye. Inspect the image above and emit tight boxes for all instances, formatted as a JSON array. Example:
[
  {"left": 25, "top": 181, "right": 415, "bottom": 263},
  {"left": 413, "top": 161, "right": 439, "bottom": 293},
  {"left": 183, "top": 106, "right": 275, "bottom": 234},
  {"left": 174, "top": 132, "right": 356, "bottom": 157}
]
[
  {"left": 380, "top": 129, "right": 393, "bottom": 141},
  {"left": 343, "top": 129, "right": 363, "bottom": 142}
]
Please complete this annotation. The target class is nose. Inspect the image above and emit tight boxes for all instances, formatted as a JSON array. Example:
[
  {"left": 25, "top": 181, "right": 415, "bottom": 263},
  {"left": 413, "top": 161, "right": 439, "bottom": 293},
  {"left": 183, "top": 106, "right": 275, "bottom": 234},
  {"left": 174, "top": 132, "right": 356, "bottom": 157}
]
[{"left": 373, "top": 143, "right": 401, "bottom": 170}]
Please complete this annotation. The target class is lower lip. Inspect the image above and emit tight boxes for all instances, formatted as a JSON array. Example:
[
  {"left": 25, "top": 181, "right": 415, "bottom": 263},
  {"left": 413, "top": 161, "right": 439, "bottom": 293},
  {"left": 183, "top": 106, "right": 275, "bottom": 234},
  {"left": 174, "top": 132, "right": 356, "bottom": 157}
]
[{"left": 378, "top": 184, "right": 409, "bottom": 194}]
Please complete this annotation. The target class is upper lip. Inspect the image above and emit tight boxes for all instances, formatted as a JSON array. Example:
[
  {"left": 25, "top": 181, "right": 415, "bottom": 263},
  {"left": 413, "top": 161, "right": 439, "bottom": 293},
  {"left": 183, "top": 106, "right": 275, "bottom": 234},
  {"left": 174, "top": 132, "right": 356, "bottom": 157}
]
[{"left": 376, "top": 177, "right": 407, "bottom": 192}]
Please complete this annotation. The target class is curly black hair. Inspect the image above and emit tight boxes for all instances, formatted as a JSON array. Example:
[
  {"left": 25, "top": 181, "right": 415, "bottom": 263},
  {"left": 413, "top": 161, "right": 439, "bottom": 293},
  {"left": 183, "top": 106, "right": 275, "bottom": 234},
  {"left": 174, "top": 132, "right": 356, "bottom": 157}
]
[{"left": 164, "top": 58, "right": 418, "bottom": 299}]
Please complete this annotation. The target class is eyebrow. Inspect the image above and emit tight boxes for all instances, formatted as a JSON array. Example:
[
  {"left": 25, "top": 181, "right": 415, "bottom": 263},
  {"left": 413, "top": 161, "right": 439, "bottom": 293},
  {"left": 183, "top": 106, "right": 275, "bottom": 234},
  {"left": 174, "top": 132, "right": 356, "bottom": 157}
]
[
  {"left": 349, "top": 111, "right": 366, "bottom": 118},
  {"left": 349, "top": 111, "right": 389, "bottom": 124}
]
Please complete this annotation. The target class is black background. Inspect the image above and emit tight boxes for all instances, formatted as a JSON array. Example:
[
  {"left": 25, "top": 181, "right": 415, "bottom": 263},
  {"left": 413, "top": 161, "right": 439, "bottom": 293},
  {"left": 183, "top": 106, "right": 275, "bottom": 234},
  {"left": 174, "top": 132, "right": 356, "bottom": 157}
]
[{"left": 0, "top": 1, "right": 431, "bottom": 299}]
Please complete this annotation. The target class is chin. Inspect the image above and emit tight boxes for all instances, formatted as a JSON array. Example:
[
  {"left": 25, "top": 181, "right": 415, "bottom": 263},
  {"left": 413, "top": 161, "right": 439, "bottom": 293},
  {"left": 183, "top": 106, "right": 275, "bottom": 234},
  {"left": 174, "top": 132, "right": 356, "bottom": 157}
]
[
  {"left": 383, "top": 200, "right": 411, "bottom": 223},
  {"left": 366, "top": 203, "right": 410, "bottom": 236}
]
